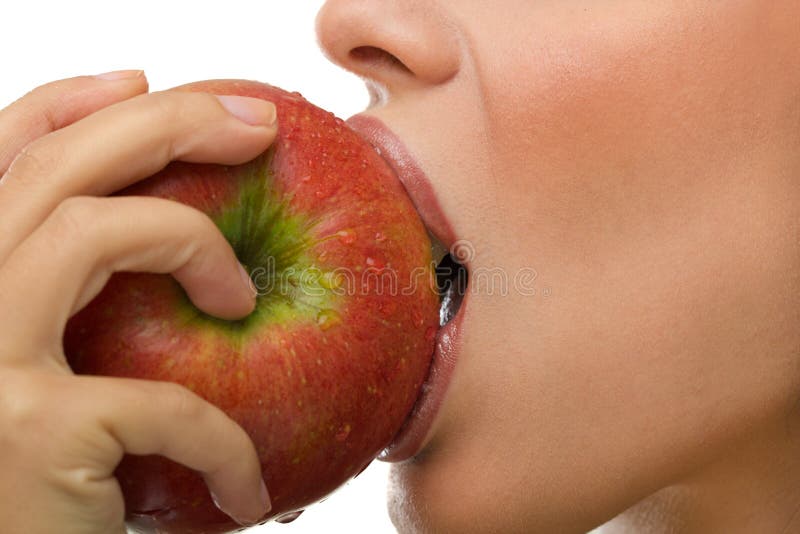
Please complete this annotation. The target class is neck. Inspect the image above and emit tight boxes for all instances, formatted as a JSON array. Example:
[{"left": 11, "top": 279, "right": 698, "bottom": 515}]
[{"left": 599, "top": 414, "right": 800, "bottom": 534}]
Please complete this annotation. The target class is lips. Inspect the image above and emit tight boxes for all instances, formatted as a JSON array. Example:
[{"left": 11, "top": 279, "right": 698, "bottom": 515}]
[{"left": 346, "top": 114, "right": 467, "bottom": 462}]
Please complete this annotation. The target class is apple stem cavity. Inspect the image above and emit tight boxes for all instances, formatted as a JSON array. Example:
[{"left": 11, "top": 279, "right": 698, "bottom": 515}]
[{"left": 179, "top": 150, "right": 340, "bottom": 336}]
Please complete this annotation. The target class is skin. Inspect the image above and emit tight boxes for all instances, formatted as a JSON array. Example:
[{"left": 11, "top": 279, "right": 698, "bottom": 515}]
[
  {"left": 314, "top": 1, "right": 800, "bottom": 533},
  {"left": 1, "top": 1, "right": 798, "bottom": 532},
  {"left": 0, "top": 73, "right": 276, "bottom": 532}
]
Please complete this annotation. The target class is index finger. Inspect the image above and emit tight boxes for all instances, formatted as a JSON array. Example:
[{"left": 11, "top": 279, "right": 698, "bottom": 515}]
[{"left": 0, "top": 89, "right": 277, "bottom": 263}]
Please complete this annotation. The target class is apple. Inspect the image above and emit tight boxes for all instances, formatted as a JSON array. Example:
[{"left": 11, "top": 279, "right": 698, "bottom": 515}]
[{"left": 63, "top": 79, "right": 439, "bottom": 533}]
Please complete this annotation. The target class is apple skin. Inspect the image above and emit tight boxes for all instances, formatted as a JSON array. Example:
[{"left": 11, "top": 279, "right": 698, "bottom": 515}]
[{"left": 63, "top": 80, "right": 439, "bottom": 533}]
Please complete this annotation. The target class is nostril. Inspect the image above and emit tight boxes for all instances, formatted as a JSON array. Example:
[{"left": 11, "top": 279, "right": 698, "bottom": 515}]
[{"left": 349, "top": 46, "right": 412, "bottom": 75}]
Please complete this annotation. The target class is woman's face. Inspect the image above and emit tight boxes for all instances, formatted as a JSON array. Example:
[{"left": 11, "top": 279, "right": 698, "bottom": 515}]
[{"left": 316, "top": 2, "right": 800, "bottom": 532}]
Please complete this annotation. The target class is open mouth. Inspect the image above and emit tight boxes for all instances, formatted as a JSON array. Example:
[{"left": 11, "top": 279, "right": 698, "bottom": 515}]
[{"left": 429, "top": 234, "right": 468, "bottom": 327}]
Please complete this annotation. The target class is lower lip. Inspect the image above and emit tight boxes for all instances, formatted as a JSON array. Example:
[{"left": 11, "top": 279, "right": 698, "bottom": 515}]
[{"left": 378, "top": 296, "right": 466, "bottom": 463}]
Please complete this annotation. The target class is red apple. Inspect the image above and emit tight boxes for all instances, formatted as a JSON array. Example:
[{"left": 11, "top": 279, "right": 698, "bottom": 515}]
[{"left": 63, "top": 79, "right": 439, "bottom": 533}]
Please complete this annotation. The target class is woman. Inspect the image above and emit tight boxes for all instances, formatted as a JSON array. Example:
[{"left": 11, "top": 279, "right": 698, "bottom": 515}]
[{"left": 1, "top": 1, "right": 798, "bottom": 532}]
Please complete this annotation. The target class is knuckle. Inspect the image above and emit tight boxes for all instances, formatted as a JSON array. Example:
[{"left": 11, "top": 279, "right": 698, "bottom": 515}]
[
  {"left": 3, "top": 141, "right": 60, "bottom": 187},
  {"left": 159, "top": 382, "right": 204, "bottom": 420},
  {"left": 22, "top": 82, "right": 62, "bottom": 127},
  {"left": 145, "top": 91, "right": 208, "bottom": 159},
  {"left": 183, "top": 204, "right": 218, "bottom": 235},
  {"left": 148, "top": 90, "right": 213, "bottom": 129},
  {"left": 26, "top": 78, "right": 68, "bottom": 102},
  {"left": 231, "top": 423, "right": 255, "bottom": 454},
  {"left": 0, "top": 371, "right": 48, "bottom": 430},
  {"left": 48, "top": 196, "right": 102, "bottom": 242},
  {"left": 51, "top": 462, "right": 125, "bottom": 529},
  {"left": 171, "top": 201, "right": 220, "bottom": 251},
  {"left": 147, "top": 90, "right": 184, "bottom": 124}
]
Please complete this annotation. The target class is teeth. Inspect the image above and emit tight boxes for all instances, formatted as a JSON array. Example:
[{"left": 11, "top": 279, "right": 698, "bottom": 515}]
[
  {"left": 429, "top": 232, "right": 449, "bottom": 264},
  {"left": 439, "top": 279, "right": 458, "bottom": 326}
]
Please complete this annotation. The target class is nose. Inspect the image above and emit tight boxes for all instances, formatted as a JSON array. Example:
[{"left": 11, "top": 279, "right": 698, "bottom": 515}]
[{"left": 315, "top": 0, "right": 461, "bottom": 102}]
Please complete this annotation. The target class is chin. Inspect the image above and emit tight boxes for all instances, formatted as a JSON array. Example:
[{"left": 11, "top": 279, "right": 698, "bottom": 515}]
[
  {"left": 387, "top": 461, "right": 445, "bottom": 534},
  {"left": 386, "top": 458, "right": 511, "bottom": 534},
  {"left": 386, "top": 452, "right": 610, "bottom": 534}
]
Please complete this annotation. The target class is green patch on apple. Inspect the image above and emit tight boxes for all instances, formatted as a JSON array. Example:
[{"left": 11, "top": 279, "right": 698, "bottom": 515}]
[{"left": 179, "top": 149, "right": 340, "bottom": 338}]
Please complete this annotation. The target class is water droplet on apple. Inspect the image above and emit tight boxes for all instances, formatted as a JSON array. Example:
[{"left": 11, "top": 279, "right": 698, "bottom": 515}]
[
  {"left": 425, "top": 326, "right": 437, "bottom": 341},
  {"left": 335, "top": 423, "right": 352, "bottom": 441},
  {"left": 336, "top": 229, "right": 357, "bottom": 245},
  {"left": 379, "top": 300, "right": 397, "bottom": 316},
  {"left": 275, "top": 510, "right": 304, "bottom": 524},
  {"left": 365, "top": 256, "right": 385, "bottom": 269},
  {"left": 316, "top": 309, "right": 341, "bottom": 331}
]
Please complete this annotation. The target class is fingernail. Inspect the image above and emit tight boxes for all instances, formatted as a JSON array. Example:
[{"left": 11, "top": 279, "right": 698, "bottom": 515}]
[
  {"left": 234, "top": 479, "right": 271, "bottom": 526},
  {"left": 238, "top": 262, "right": 258, "bottom": 298},
  {"left": 94, "top": 69, "right": 144, "bottom": 81},
  {"left": 210, "top": 489, "right": 262, "bottom": 528},
  {"left": 260, "top": 478, "right": 272, "bottom": 514},
  {"left": 216, "top": 95, "right": 277, "bottom": 127}
]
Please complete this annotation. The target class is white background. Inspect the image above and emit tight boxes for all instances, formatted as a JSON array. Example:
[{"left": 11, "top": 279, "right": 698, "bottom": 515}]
[{"left": 0, "top": 1, "right": 396, "bottom": 532}]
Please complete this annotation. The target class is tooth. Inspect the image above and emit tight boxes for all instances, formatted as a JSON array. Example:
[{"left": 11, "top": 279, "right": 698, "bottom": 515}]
[
  {"left": 429, "top": 232, "right": 448, "bottom": 263},
  {"left": 439, "top": 283, "right": 455, "bottom": 326}
]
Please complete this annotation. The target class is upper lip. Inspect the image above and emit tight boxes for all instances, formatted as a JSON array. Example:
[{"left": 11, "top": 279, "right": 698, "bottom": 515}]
[{"left": 345, "top": 113, "right": 457, "bottom": 252}]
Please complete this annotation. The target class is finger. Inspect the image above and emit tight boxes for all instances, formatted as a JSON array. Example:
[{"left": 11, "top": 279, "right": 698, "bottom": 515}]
[
  {"left": 0, "top": 70, "right": 148, "bottom": 174},
  {"left": 0, "top": 89, "right": 277, "bottom": 262},
  {"left": 83, "top": 376, "right": 270, "bottom": 526},
  {"left": 0, "top": 196, "right": 255, "bottom": 358}
]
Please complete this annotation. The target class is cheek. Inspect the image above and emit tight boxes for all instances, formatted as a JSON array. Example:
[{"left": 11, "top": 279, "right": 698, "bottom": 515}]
[
  {"left": 485, "top": 3, "right": 787, "bottom": 148},
  {"left": 388, "top": 1, "right": 800, "bottom": 531},
  {"left": 480, "top": 1, "right": 800, "bottom": 193}
]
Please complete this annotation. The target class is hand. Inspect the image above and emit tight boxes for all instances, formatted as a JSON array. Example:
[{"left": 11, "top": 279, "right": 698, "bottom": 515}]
[{"left": 0, "top": 70, "right": 277, "bottom": 533}]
